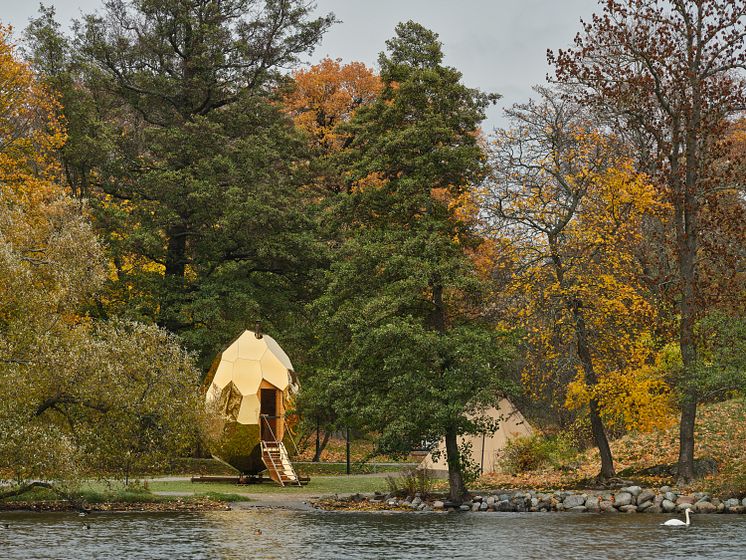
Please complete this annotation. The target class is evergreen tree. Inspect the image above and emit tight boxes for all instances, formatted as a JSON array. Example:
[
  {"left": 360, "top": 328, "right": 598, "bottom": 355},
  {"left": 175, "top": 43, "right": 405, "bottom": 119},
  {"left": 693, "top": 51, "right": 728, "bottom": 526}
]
[
  {"left": 313, "top": 22, "right": 507, "bottom": 502},
  {"left": 26, "top": 1, "right": 336, "bottom": 364}
]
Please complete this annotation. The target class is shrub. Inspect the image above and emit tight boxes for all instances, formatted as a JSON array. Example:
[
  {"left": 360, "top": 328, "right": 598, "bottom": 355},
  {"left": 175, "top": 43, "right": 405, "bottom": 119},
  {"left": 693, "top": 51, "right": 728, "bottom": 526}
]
[
  {"left": 386, "top": 465, "right": 434, "bottom": 497},
  {"left": 498, "top": 434, "right": 578, "bottom": 474}
]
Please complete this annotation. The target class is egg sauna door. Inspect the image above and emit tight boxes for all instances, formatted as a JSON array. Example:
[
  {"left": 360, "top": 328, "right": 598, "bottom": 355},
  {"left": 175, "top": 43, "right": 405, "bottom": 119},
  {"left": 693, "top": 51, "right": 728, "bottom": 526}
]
[{"left": 260, "top": 388, "right": 279, "bottom": 441}]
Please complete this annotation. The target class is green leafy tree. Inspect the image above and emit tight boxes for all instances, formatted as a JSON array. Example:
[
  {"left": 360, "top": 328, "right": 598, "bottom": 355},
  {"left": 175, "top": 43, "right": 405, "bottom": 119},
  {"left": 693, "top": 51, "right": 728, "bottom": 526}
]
[
  {"left": 312, "top": 22, "right": 507, "bottom": 503},
  {"left": 26, "top": 1, "right": 336, "bottom": 364},
  {"left": 23, "top": 4, "right": 115, "bottom": 201},
  {"left": 0, "top": 31, "right": 203, "bottom": 499}
]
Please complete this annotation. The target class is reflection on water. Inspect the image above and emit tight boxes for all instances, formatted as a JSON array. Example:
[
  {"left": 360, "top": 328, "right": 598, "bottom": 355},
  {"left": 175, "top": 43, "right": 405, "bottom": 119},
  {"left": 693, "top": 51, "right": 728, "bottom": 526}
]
[{"left": 1, "top": 509, "right": 745, "bottom": 560}]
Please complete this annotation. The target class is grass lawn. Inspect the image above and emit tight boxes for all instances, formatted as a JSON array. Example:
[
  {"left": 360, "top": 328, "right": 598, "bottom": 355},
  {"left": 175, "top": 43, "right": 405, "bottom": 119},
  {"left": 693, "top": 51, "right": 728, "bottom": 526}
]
[
  {"left": 294, "top": 462, "right": 411, "bottom": 476},
  {"left": 165, "top": 457, "right": 413, "bottom": 477},
  {"left": 149, "top": 474, "right": 390, "bottom": 496}
]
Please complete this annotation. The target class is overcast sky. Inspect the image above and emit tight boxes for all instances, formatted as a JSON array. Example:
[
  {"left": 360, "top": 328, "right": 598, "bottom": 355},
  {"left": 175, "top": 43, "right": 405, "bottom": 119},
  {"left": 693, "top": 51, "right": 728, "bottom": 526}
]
[{"left": 1, "top": 0, "right": 600, "bottom": 130}]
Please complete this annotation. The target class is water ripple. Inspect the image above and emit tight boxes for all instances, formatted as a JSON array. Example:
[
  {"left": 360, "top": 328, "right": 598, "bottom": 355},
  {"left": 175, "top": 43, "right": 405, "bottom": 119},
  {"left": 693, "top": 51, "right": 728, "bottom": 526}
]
[{"left": 1, "top": 510, "right": 744, "bottom": 559}]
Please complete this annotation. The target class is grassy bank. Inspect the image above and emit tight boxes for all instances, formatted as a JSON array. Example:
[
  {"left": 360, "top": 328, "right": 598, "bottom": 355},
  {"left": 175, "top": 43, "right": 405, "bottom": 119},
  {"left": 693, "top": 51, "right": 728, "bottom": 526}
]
[
  {"left": 0, "top": 484, "right": 248, "bottom": 512},
  {"left": 0, "top": 473, "right": 392, "bottom": 511}
]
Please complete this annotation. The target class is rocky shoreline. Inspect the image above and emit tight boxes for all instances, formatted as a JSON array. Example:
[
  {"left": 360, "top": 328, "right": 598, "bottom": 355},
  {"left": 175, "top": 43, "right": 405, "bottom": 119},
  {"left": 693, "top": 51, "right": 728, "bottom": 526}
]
[{"left": 314, "top": 485, "right": 746, "bottom": 514}]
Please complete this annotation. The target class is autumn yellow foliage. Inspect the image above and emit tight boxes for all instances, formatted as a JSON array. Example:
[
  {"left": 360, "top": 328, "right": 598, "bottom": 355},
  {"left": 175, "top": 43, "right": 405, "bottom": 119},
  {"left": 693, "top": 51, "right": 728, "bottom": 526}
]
[
  {"left": 488, "top": 123, "right": 675, "bottom": 432},
  {"left": 0, "top": 24, "right": 65, "bottom": 205},
  {"left": 515, "top": 159, "right": 674, "bottom": 431}
]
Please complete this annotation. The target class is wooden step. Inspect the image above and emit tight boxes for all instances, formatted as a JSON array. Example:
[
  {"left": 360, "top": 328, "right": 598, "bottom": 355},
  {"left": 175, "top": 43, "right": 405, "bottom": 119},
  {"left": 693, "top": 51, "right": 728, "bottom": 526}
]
[{"left": 261, "top": 440, "right": 301, "bottom": 487}]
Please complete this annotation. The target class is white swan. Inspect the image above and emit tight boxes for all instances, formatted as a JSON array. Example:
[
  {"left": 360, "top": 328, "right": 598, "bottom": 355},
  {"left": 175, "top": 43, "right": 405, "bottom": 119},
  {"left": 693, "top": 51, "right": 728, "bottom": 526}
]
[{"left": 663, "top": 507, "right": 692, "bottom": 526}]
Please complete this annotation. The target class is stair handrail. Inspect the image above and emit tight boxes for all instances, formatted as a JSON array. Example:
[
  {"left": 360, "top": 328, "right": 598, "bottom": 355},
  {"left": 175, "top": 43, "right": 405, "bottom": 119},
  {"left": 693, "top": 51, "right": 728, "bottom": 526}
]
[
  {"left": 260, "top": 415, "right": 284, "bottom": 486},
  {"left": 260, "top": 413, "right": 279, "bottom": 443}
]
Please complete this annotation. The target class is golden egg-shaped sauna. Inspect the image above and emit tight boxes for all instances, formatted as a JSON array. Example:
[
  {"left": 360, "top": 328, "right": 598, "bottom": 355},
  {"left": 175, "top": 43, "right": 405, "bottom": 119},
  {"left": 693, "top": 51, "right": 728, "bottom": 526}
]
[{"left": 204, "top": 328, "right": 301, "bottom": 485}]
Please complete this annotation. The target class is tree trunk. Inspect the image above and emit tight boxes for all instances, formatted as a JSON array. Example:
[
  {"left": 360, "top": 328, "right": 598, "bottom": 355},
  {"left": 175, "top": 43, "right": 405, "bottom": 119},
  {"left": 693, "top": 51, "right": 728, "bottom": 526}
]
[
  {"left": 588, "top": 399, "right": 615, "bottom": 479},
  {"left": 444, "top": 425, "right": 466, "bottom": 504},
  {"left": 432, "top": 277, "right": 467, "bottom": 500},
  {"left": 573, "top": 305, "right": 616, "bottom": 479},
  {"left": 165, "top": 223, "right": 188, "bottom": 278},
  {"left": 549, "top": 240, "right": 615, "bottom": 479},
  {"left": 312, "top": 430, "right": 330, "bottom": 462},
  {"left": 677, "top": 399, "right": 697, "bottom": 484},
  {"left": 161, "top": 222, "right": 189, "bottom": 331},
  {"left": 674, "top": 156, "right": 700, "bottom": 483},
  {"left": 677, "top": 236, "right": 699, "bottom": 483}
]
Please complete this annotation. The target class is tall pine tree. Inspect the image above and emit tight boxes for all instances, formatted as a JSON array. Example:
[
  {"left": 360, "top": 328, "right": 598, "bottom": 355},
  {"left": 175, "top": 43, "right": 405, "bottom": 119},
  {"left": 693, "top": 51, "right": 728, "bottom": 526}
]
[{"left": 313, "top": 22, "right": 507, "bottom": 502}]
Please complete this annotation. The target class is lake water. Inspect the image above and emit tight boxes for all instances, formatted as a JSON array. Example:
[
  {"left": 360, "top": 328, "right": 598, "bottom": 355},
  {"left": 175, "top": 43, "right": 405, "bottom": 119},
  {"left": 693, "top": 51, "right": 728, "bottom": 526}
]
[{"left": 1, "top": 509, "right": 745, "bottom": 559}]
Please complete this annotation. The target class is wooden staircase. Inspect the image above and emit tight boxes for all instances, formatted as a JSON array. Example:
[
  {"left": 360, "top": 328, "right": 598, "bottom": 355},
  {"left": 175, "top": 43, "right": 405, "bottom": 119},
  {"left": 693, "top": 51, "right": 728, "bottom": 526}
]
[
  {"left": 261, "top": 440, "right": 301, "bottom": 486},
  {"left": 259, "top": 414, "right": 301, "bottom": 487}
]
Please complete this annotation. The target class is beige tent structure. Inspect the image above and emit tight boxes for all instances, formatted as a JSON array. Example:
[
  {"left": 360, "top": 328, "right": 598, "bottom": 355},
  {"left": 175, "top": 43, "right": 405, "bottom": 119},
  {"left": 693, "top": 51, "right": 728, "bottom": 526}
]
[
  {"left": 204, "top": 328, "right": 302, "bottom": 485},
  {"left": 418, "top": 399, "right": 533, "bottom": 477}
]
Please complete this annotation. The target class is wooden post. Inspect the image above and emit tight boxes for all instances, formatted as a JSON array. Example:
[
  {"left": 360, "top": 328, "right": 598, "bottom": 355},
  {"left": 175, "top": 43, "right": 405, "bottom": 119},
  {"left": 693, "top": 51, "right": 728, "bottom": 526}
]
[
  {"left": 315, "top": 416, "right": 321, "bottom": 461},
  {"left": 346, "top": 426, "right": 351, "bottom": 475},
  {"left": 480, "top": 433, "right": 486, "bottom": 475}
]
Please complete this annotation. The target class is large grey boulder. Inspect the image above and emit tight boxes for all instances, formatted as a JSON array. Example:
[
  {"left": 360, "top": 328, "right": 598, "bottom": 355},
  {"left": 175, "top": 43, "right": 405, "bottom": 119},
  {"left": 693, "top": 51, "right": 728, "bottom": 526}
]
[
  {"left": 676, "top": 495, "right": 696, "bottom": 506},
  {"left": 637, "top": 489, "right": 656, "bottom": 505},
  {"left": 614, "top": 492, "right": 633, "bottom": 507},
  {"left": 585, "top": 497, "right": 600, "bottom": 512},
  {"left": 497, "top": 500, "right": 513, "bottom": 512},
  {"left": 568, "top": 506, "right": 587, "bottom": 513},
  {"left": 564, "top": 495, "right": 586, "bottom": 508},
  {"left": 695, "top": 501, "right": 717, "bottom": 514},
  {"left": 724, "top": 498, "right": 740, "bottom": 508},
  {"left": 624, "top": 486, "right": 642, "bottom": 497},
  {"left": 664, "top": 491, "right": 678, "bottom": 502},
  {"left": 433, "top": 500, "right": 445, "bottom": 509},
  {"left": 619, "top": 505, "right": 638, "bottom": 513},
  {"left": 662, "top": 499, "right": 676, "bottom": 513}
]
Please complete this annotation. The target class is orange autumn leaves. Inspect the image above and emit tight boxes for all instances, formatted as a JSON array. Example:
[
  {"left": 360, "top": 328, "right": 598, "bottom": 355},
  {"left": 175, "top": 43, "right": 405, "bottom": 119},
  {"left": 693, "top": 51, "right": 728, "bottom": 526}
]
[
  {"left": 285, "top": 57, "right": 381, "bottom": 153},
  {"left": 0, "top": 25, "right": 65, "bottom": 205}
]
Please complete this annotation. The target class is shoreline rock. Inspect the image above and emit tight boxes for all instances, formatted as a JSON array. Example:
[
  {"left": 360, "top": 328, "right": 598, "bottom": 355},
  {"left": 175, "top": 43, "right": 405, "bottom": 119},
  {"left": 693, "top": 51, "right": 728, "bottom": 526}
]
[{"left": 313, "top": 487, "right": 746, "bottom": 515}]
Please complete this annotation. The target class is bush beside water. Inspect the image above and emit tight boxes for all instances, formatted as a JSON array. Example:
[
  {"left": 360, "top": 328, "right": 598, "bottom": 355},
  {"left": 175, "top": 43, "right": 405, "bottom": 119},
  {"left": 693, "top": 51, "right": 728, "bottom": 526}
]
[{"left": 498, "top": 434, "right": 579, "bottom": 474}]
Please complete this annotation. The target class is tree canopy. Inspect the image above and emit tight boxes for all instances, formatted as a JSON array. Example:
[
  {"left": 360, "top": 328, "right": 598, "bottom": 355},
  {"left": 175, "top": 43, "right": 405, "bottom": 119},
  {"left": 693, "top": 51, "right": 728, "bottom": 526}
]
[{"left": 309, "top": 21, "right": 507, "bottom": 502}]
